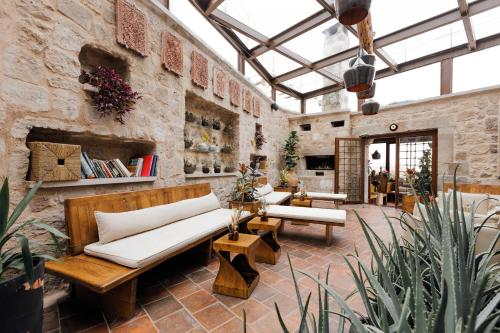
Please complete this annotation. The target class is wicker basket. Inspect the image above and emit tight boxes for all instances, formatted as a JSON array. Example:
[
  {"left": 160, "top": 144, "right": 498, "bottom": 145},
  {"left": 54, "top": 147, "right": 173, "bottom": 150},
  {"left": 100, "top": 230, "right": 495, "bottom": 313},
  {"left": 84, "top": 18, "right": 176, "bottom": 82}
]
[{"left": 28, "top": 142, "right": 81, "bottom": 181}]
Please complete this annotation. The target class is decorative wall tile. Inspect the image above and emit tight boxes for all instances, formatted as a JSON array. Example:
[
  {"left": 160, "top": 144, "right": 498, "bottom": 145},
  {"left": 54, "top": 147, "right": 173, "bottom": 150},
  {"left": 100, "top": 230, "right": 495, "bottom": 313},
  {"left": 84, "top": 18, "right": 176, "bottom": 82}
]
[
  {"left": 191, "top": 51, "right": 208, "bottom": 89},
  {"left": 213, "top": 67, "right": 226, "bottom": 99},
  {"left": 161, "top": 32, "right": 183, "bottom": 76},
  {"left": 116, "top": 0, "right": 149, "bottom": 57},
  {"left": 229, "top": 79, "right": 240, "bottom": 107},
  {"left": 243, "top": 88, "right": 252, "bottom": 113},
  {"left": 253, "top": 97, "right": 261, "bottom": 118}
]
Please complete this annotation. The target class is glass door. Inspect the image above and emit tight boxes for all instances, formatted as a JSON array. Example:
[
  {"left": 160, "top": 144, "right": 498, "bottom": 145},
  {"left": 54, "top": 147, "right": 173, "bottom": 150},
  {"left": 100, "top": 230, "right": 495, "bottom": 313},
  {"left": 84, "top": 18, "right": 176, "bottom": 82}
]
[{"left": 335, "top": 138, "right": 364, "bottom": 203}]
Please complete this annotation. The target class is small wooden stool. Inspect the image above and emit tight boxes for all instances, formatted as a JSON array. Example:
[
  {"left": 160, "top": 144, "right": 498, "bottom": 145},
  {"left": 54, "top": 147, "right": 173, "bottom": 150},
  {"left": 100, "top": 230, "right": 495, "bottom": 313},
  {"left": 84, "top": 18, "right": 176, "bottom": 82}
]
[
  {"left": 212, "top": 234, "right": 260, "bottom": 299},
  {"left": 291, "top": 198, "right": 311, "bottom": 225},
  {"left": 247, "top": 217, "right": 282, "bottom": 265}
]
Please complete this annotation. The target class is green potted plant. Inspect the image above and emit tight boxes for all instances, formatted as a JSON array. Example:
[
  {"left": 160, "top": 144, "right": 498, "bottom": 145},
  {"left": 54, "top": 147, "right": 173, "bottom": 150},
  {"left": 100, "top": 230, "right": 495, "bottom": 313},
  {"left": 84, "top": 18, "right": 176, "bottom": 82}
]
[
  {"left": 184, "top": 131, "right": 193, "bottom": 149},
  {"left": 223, "top": 123, "right": 234, "bottom": 136},
  {"left": 224, "top": 162, "right": 236, "bottom": 173},
  {"left": 255, "top": 127, "right": 266, "bottom": 150},
  {"left": 283, "top": 131, "right": 300, "bottom": 187},
  {"left": 185, "top": 111, "right": 196, "bottom": 123},
  {"left": 213, "top": 160, "right": 221, "bottom": 174},
  {"left": 266, "top": 174, "right": 500, "bottom": 333},
  {"left": 220, "top": 144, "right": 233, "bottom": 154},
  {"left": 184, "top": 159, "right": 196, "bottom": 174},
  {"left": 201, "top": 160, "right": 211, "bottom": 174},
  {"left": 0, "top": 178, "right": 68, "bottom": 332},
  {"left": 230, "top": 163, "right": 261, "bottom": 214},
  {"left": 212, "top": 119, "right": 221, "bottom": 130},
  {"left": 279, "top": 168, "right": 289, "bottom": 187},
  {"left": 201, "top": 116, "right": 210, "bottom": 127}
]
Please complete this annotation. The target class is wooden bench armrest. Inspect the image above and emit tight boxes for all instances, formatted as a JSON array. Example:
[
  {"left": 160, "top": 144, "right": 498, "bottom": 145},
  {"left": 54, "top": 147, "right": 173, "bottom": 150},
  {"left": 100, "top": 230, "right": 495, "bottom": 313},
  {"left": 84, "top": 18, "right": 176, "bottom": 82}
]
[{"left": 45, "top": 254, "right": 136, "bottom": 293}]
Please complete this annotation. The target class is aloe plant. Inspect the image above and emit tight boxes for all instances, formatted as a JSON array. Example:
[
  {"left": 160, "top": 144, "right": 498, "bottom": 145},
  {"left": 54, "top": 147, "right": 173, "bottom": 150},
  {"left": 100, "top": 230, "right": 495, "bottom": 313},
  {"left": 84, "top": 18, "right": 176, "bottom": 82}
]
[
  {"left": 0, "top": 178, "right": 68, "bottom": 286},
  {"left": 270, "top": 173, "right": 500, "bottom": 332}
]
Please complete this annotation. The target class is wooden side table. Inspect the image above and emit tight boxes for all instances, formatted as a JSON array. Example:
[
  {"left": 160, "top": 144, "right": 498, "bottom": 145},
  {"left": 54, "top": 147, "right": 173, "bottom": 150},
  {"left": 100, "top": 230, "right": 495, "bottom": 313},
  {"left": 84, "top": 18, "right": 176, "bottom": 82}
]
[
  {"left": 212, "top": 234, "right": 260, "bottom": 299},
  {"left": 291, "top": 198, "right": 311, "bottom": 225},
  {"left": 247, "top": 217, "right": 282, "bottom": 265}
]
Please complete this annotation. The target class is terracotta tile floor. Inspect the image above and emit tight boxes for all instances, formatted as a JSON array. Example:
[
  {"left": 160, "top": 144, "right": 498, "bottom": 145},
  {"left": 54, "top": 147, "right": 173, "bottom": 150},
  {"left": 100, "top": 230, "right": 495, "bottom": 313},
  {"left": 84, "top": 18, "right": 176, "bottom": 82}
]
[{"left": 43, "top": 204, "right": 401, "bottom": 333}]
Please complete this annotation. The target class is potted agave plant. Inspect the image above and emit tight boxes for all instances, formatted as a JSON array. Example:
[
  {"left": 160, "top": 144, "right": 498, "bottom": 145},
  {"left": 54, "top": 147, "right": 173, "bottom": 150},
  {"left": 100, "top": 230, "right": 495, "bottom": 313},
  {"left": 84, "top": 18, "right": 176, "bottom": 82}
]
[{"left": 0, "top": 178, "right": 68, "bottom": 332}]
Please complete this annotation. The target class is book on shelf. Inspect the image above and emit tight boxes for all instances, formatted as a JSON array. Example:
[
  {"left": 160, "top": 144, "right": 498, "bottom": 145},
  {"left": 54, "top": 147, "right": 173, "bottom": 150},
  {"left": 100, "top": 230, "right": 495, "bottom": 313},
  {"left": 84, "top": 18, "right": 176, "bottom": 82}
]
[
  {"left": 79, "top": 151, "right": 138, "bottom": 179},
  {"left": 127, "top": 154, "right": 158, "bottom": 177}
]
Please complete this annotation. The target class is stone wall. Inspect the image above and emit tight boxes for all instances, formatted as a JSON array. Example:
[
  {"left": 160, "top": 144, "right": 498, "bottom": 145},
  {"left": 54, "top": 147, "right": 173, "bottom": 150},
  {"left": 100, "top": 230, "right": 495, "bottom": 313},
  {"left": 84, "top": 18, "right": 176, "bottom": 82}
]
[
  {"left": 0, "top": 0, "right": 289, "bottom": 293},
  {"left": 351, "top": 86, "right": 500, "bottom": 185}
]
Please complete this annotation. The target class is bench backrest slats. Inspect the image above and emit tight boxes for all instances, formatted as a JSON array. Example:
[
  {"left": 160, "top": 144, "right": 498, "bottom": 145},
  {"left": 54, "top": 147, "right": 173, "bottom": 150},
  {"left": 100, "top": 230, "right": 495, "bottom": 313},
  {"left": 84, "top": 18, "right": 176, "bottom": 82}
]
[{"left": 65, "top": 183, "right": 212, "bottom": 254}]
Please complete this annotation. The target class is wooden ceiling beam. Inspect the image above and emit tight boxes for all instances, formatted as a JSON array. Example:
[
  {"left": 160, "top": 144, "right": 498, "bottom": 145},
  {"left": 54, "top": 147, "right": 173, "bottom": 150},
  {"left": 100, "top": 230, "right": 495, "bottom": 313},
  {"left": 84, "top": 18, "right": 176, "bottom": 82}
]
[{"left": 303, "top": 32, "right": 500, "bottom": 99}]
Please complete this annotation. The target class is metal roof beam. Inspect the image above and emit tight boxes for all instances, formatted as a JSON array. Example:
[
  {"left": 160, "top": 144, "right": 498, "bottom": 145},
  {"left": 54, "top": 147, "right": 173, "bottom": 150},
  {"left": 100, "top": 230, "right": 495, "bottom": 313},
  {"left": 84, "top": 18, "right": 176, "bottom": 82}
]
[
  {"left": 205, "top": 0, "right": 224, "bottom": 15},
  {"left": 457, "top": 0, "right": 477, "bottom": 50},
  {"left": 275, "top": 0, "right": 499, "bottom": 84},
  {"left": 249, "top": 10, "right": 332, "bottom": 58},
  {"left": 303, "top": 32, "right": 500, "bottom": 99}
]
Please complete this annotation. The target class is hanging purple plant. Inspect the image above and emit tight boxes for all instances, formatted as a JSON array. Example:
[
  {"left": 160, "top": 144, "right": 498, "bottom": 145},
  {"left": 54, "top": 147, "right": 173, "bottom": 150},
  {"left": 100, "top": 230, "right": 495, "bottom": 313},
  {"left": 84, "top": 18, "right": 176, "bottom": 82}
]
[
  {"left": 255, "top": 127, "right": 266, "bottom": 150},
  {"left": 80, "top": 65, "right": 141, "bottom": 124}
]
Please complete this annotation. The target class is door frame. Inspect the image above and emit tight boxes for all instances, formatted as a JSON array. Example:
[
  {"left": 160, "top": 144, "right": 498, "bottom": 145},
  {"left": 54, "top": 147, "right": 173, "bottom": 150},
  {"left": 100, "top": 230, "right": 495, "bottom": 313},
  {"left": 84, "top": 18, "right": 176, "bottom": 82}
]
[
  {"left": 362, "top": 129, "right": 438, "bottom": 206},
  {"left": 334, "top": 137, "right": 365, "bottom": 204}
]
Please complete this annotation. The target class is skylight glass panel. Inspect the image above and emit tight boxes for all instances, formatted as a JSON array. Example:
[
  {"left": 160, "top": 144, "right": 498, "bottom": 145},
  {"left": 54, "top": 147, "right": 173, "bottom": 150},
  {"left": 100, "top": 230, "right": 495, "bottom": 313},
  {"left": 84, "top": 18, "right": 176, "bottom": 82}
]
[
  {"left": 256, "top": 50, "right": 302, "bottom": 76},
  {"left": 370, "top": 0, "right": 458, "bottom": 38},
  {"left": 453, "top": 45, "right": 500, "bottom": 93},
  {"left": 276, "top": 91, "right": 300, "bottom": 113},
  {"left": 471, "top": 6, "right": 500, "bottom": 39},
  {"left": 375, "top": 63, "right": 440, "bottom": 106},
  {"left": 282, "top": 72, "right": 335, "bottom": 94},
  {"left": 244, "top": 61, "right": 272, "bottom": 97},
  {"left": 220, "top": 0, "right": 322, "bottom": 37},
  {"left": 169, "top": 0, "right": 237, "bottom": 68},
  {"left": 383, "top": 22, "right": 466, "bottom": 64},
  {"left": 282, "top": 20, "right": 358, "bottom": 62}
]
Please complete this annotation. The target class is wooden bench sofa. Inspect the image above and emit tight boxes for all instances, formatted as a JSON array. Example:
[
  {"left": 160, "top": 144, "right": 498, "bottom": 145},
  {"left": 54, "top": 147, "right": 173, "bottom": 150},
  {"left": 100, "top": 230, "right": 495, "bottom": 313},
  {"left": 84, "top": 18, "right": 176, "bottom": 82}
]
[{"left": 46, "top": 183, "right": 250, "bottom": 318}]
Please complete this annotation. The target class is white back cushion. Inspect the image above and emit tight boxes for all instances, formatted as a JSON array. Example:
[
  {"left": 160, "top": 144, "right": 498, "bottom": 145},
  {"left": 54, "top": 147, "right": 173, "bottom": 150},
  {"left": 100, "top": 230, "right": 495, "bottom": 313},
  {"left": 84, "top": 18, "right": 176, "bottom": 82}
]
[
  {"left": 255, "top": 183, "right": 273, "bottom": 197},
  {"left": 95, "top": 192, "right": 221, "bottom": 244}
]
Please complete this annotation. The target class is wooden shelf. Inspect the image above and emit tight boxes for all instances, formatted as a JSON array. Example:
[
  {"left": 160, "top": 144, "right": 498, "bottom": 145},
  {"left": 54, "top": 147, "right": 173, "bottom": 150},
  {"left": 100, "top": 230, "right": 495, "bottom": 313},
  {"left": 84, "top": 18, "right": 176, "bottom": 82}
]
[
  {"left": 185, "top": 173, "right": 237, "bottom": 179},
  {"left": 27, "top": 177, "right": 157, "bottom": 188}
]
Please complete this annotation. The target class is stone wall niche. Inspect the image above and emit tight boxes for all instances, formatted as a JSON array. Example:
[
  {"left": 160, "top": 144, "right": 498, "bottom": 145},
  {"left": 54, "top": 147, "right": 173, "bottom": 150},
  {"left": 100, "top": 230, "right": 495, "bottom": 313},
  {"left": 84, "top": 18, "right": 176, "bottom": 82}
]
[
  {"left": 78, "top": 45, "right": 130, "bottom": 79},
  {"left": 25, "top": 127, "right": 156, "bottom": 181}
]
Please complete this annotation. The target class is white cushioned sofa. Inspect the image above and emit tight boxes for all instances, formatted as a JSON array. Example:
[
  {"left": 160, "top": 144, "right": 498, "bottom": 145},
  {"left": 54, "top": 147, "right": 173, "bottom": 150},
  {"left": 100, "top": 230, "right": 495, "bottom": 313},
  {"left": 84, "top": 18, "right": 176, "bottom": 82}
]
[
  {"left": 255, "top": 183, "right": 291, "bottom": 205},
  {"left": 85, "top": 193, "right": 250, "bottom": 268}
]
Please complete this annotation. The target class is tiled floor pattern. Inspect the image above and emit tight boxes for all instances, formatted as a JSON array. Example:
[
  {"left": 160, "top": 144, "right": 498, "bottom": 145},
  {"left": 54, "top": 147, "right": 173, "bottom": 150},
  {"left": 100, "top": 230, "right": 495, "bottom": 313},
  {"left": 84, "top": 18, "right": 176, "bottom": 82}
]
[{"left": 43, "top": 204, "right": 401, "bottom": 333}]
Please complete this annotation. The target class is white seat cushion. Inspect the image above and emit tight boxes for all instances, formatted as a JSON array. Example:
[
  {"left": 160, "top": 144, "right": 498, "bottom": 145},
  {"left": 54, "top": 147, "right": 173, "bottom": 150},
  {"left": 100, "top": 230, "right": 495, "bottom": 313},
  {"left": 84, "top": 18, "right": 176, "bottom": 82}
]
[
  {"left": 293, "top": 192, "right": 347, "bottom": 201},
  {"left": 267, "top": 205, "right": 346, "bottom": 225},
  {"left": 261, "top": 192, "right": 291, "bottom": 205},
  {"left": 85, "top": 208, "right": 249, "bottom": 268},
  {"left": 94, "top": 192, "right": 221, "bottom": 244},
  {"left": 255, "top": 183, "right": 273, "bottom": 198}
]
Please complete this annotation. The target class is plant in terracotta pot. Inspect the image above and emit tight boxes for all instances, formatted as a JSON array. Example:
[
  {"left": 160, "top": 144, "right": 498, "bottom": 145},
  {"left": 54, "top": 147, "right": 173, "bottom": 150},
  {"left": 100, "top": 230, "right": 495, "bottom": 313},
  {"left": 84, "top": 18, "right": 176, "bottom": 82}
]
[
  {"left": 212, "top": 119, "right": 221, "bottom": 130},
  {"left": 255, "top": 127, "right": 266, "bottom": 150},
  {"left": 213, "top": 160, "right": 221, "bottom": 173},
  {"left": 201, "top": 160, "right": 211, "bottom": 174},
  {"left": 223, "top": 123, "right": 234, "bottom": 136},
  {"left": 0, "top": 179, "right": 68, "bottom": 332},
  {"left": 80, "top": 65, "right": 141, "bottom": 124},
  {"left": 184, "top": 159, "right": 196, "bottom": 174},
  {"left": 283, "top": 131, "right": 300, "bottom": 187}
]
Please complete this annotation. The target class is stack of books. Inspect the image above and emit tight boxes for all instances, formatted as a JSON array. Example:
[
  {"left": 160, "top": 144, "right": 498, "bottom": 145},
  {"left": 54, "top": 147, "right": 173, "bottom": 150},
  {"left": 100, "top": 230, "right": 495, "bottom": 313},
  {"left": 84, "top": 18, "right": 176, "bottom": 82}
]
[
  {"left": 80, "top": 153, "right": 158, "bottom": 179},
  {"left": 126, "top": 155, "right": 158, "bottom": 177}
]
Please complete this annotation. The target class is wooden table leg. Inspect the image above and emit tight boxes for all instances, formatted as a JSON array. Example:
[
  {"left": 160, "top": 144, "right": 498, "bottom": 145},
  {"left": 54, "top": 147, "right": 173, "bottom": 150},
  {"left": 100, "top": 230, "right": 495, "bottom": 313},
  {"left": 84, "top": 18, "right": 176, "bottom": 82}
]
[
  {"left": 325, "top": 225, "right": 333, "bottom": 246},
  {"left": 253, "top": 231, "right": 281, "bottom": 265}
]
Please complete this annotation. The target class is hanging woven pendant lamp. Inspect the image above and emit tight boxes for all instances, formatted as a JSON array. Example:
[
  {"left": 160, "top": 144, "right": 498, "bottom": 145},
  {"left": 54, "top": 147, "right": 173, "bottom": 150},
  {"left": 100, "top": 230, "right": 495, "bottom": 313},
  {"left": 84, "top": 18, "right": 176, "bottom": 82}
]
[
  {"left": 335, "top": 0, "right": 372, "bottom": 25},
  {"left": 343, "top": 49, "right": 375, "bottom": 92},
  {"left": 361, "top": 100, "right": 380, "bottom": 115},
  {"left": 349, "top": 48, "right": 376, "bottom": 66},
  {"left": 357, "top": 82, "right": 376, "bottom": 99},
  {"left": 371, "top": 150, "right": 381, "bottom": 160}
]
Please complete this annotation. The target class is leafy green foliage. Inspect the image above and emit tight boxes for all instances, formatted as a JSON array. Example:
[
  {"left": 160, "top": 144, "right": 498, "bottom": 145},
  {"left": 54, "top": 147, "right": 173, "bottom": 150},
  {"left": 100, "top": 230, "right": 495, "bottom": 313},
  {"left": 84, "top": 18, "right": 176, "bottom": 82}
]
[
  {"left": 0, "top": 178, "right": 68, "bottom": 286},
  {"left": 414, "top": 146, "right": 432, "bottom": 194},
  {"left": 283, "top": 131, "right": 299, "bottom": 171},
  {"left": 269, "top": 173, "right": 500, "bottom": 332},
  {"left": 232, "top": 164, "right": 257, "bottom": 202}
]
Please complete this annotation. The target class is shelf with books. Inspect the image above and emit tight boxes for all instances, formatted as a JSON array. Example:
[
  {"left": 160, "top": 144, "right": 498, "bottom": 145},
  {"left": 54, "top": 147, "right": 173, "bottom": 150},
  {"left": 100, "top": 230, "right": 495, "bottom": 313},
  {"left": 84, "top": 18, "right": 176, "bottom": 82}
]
[{"left": 26, "top": 176, "right": 157, "bottom": 188}]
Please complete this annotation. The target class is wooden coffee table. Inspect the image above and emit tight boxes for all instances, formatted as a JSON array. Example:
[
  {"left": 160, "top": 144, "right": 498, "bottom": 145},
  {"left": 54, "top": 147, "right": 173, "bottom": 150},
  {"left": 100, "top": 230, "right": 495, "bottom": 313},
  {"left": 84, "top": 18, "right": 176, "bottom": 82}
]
[
  {"left": 212, "top": 234, "right": 260, "bottom": 299},
  {"left": 247, "top": 217, "right": 282, "bottom": 265}
]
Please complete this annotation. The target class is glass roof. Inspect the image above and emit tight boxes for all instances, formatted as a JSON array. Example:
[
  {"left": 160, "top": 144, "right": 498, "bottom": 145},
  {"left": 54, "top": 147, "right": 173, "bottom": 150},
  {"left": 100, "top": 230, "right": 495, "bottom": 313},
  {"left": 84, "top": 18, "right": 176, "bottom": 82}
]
[
  {"left": 219, "top": 0, "right": 323, "bottom": 37},
  {"left": 185, "top": 0, "right": 500, "bottom": 109}
]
